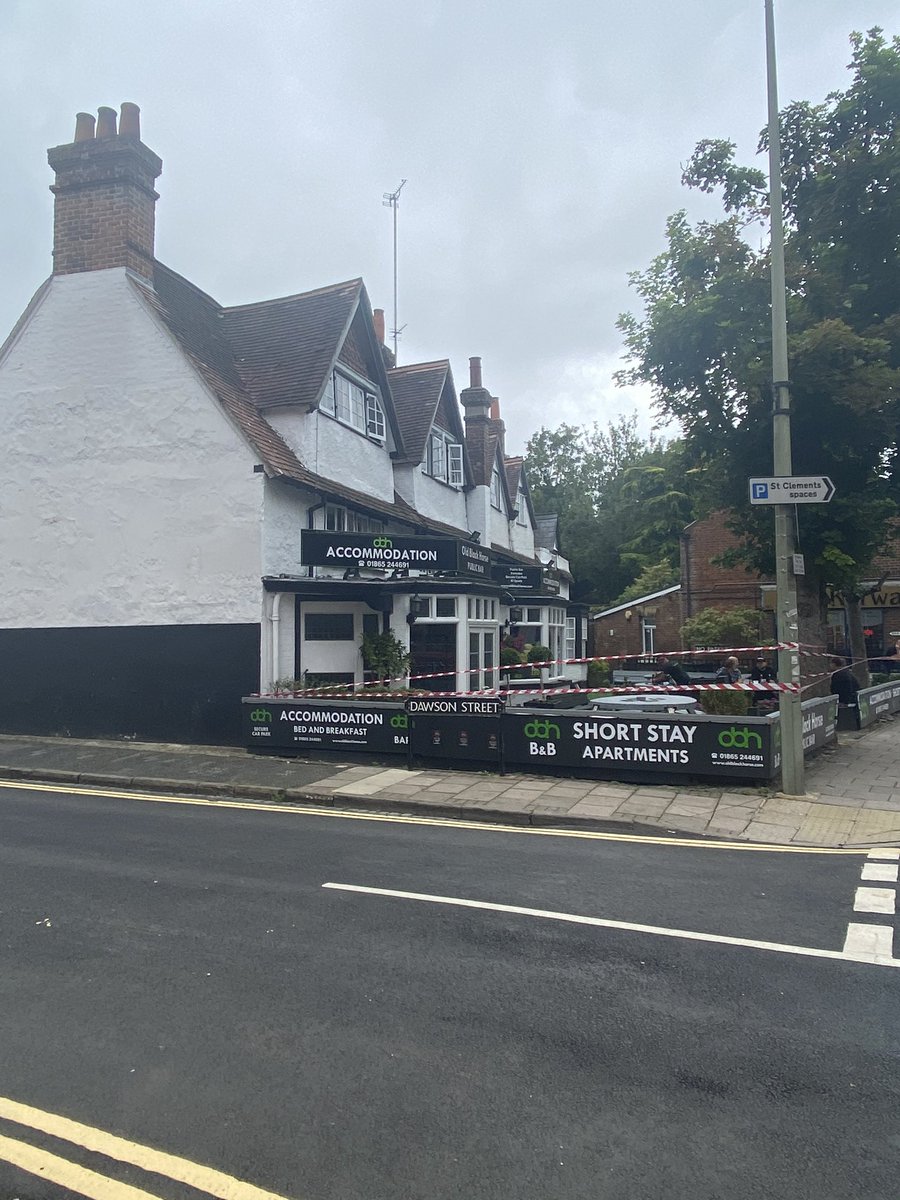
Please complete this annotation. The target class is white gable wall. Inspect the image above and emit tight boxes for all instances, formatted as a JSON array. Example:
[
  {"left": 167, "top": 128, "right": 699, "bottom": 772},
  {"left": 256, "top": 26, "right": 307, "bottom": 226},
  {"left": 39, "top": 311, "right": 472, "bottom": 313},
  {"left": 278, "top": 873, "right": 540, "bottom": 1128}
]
[
  {"left": 269, "top": 408, "right": 396, "bottom": 503},
  {"left": 0, "top": 269, "right": 263, "bottom": 628},
  {"left": 393, "top": 463, "right": 469, "bottom": 531}
]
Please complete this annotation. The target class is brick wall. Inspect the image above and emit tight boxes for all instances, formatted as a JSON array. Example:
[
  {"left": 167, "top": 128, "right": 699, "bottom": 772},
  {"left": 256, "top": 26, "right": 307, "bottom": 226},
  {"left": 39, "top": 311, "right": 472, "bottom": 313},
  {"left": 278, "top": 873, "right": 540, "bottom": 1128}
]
[
  {"left": 591, "top": 588, "right": 683, "bottom": 661},
  {"left": 681, "top": 512, "right": 769, "bottom": 619},
  {"left": 48, "top": 129, "right": 162, "bottom": 281}
]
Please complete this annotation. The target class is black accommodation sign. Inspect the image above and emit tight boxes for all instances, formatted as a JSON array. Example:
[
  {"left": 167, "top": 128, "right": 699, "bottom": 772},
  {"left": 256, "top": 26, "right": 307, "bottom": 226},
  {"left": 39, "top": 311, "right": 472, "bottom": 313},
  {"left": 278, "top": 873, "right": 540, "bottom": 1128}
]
[
  {"left": 301, "top": 529, "right": 458, "bottom": 571},
  {"left": 243, "top": 698, "right": 407, "bottom": 753}
]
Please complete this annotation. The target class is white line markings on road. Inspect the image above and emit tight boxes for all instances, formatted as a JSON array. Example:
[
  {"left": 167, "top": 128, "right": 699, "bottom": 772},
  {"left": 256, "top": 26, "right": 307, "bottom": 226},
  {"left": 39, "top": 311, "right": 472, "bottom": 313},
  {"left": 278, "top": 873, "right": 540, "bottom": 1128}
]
[
  {"left": 0, "top": 1095, "right": 293, "bottom": 1200},
  {"left": 842, "top": 923, "right": 896, "bottom": 959},
  {"left": 854, "top": 886, "right": 896, "bottom": 915},
  {"left": 841, "top": 851, "right": 900, "bottom": 962},
  {"left": 861, "top": 861, "right": 899, "bottom": 882},
  {"left": 322, "top": 882, "right": 900, "bottom": 968}
]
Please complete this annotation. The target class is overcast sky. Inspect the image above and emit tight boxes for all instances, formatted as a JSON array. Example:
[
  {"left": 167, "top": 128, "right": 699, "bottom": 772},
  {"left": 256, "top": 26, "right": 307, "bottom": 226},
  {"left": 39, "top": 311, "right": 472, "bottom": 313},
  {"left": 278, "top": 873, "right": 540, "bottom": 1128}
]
[{"left": 1, "top": 1, "right": 893, "bottom": 453}]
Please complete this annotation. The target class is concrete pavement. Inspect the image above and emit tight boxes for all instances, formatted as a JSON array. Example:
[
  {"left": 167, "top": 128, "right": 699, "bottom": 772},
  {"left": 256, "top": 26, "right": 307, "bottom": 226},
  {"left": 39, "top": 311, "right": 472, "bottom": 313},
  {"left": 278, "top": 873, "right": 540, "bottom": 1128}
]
[{"left": 0, "top": 715, "right": 898, "bottom": 847}]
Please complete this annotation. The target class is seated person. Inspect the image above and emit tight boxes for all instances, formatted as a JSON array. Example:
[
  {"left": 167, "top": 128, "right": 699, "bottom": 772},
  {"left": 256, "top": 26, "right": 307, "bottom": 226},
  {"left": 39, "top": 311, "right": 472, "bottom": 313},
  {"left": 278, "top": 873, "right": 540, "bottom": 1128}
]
[
  {"left": 651, "top": 655, "right": 691, "bottom": 687},
  {"left": 830, "top": 656, "right": 861, "bottom": 706},
  {"left": 715, "top": 655, "right": 742, "bottom": 684},
  {"left": 750, "top": 654, "right": 778, "bottom": 712},
  {"left": 750, "top": 655, "right": 777, "bottom": 683}
]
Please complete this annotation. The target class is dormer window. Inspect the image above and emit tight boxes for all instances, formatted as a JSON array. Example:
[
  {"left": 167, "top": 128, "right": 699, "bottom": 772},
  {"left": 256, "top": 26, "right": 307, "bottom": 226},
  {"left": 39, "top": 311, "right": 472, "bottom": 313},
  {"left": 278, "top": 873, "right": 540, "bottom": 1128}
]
[
  {"left": 490, "top": 464, "right": 502, "bottom": 510},
  {"left": 320, "top": 370, "right": 385, "bottom": 441},
  {"left": 365, "top": 393, "right": 385, "bottom": 439},
  {"left": 424, "top": 427, "right": 464, "bottom": 486},
  {"left": 516, "top": 489, "right": 528, "bottom": 526}
]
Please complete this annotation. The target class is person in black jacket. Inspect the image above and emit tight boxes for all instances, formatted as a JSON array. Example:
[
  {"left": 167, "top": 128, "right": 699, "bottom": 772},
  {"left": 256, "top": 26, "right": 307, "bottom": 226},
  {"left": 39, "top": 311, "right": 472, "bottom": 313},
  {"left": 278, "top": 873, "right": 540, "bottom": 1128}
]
[
  {"left": 830, "top": 657, "right": 861, "bottom": 706},
  {"left": 652, "top": 656, "right": 691, "bottom": 687}
]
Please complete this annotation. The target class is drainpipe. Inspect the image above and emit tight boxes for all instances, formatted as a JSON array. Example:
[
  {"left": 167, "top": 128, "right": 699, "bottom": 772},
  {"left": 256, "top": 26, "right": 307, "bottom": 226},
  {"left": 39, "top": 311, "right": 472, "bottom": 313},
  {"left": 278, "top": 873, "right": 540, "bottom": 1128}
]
[{"left": 271, "top": 591, "right": 285, "bottom": 687}]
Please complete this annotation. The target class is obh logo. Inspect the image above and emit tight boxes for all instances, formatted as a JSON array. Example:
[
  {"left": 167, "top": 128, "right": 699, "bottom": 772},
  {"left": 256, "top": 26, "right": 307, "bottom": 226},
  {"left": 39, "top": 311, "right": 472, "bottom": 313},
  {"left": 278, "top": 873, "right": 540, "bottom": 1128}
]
[
  {"left": 390, "top": 713, "right": 409, "bottom": 729},
  {"left": 250, "top": 707, "right": 273, "bottom": 723},
  {"left": 525, "top": 718, "right": 560, "bottom": 757},
  {"left": 372, "top": 536, "right": 394, "bottom": 549},
  {"left": 717, "top": 725, "right": 762, "bottom": 750},
  {"left": 524, "top": 719, "right": 561, "bottom": 740}
]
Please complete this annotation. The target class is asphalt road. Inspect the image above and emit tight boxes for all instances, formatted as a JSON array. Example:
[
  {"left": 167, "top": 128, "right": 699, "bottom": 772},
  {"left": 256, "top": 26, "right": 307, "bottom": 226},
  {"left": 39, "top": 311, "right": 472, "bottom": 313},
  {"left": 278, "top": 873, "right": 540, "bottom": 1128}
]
[{"left": 0, "top": 781, "right": 898, "bottom": 1200}]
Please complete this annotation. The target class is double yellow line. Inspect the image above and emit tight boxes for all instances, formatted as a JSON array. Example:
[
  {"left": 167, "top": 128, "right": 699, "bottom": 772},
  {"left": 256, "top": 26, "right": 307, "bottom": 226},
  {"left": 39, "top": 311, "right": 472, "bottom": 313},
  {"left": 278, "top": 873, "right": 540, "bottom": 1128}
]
[{"left": 0, "top": 1095, "right": 294, "bottom": 1200}]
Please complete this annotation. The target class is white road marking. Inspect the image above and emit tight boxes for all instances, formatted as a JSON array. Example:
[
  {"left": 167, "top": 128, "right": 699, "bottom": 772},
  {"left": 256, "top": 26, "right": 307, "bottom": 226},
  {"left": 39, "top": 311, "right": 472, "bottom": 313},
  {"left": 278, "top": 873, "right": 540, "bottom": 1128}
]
[
  {"left": 842, "top": 923, "right": 895, "bottom": 960},
  {"left": 861, "top": 862, "right": 899, "bottom": 883},
  {"left": 867, "top": 848, "right": 900, "bottom": 860},
  {"left": 0, "top": 1095, "right": 293, "bottom": 1200},
  {"left": 322, "top": 883, "right": 900, "bottom": 968},
  {"left": 853, "top": 886, "right": 897, "bottom": 915}
]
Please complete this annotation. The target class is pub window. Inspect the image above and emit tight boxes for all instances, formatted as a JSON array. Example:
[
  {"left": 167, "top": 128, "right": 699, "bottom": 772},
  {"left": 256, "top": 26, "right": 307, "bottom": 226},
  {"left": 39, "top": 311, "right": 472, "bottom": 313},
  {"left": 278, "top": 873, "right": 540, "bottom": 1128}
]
[
  {"left": 365, "top": 393, "right": 386, "bottom": 440},
  {"left": 565, "top": 616, "right": 577, "bottom": 660},
  {"left": 304, "top": 612, "right": 355, "bottom": 641},
  {"left": 435, "top": 597, "right": 456, "bottom": 618}
]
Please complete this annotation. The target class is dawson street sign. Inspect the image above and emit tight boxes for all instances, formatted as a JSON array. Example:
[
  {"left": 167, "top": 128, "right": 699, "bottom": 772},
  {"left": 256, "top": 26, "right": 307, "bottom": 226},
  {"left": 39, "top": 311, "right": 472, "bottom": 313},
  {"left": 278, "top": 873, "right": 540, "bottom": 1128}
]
[{"left": 749, "top": 476, "right": 835, "bottom": 504}]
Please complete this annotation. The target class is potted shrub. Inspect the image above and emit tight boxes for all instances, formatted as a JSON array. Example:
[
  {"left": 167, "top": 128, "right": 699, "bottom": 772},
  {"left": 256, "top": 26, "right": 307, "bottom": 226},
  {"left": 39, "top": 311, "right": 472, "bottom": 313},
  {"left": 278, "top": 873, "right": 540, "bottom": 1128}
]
[{"left": 360, "top": 629, "right": 411, "bottom": 689}]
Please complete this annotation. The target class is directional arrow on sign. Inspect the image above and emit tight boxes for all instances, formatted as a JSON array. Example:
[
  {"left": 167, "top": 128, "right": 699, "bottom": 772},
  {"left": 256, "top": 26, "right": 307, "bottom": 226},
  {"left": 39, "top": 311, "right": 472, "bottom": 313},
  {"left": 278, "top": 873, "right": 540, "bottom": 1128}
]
[{"left": 748, "top": 475, "right": 836, "bottom": 505}]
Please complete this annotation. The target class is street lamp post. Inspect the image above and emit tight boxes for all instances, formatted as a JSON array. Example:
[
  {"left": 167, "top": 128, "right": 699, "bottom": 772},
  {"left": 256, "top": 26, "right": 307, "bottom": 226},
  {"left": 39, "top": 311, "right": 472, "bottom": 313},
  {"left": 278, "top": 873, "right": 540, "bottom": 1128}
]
[{"left": 765, "top": 0, "right": 804, "bottom": 795}]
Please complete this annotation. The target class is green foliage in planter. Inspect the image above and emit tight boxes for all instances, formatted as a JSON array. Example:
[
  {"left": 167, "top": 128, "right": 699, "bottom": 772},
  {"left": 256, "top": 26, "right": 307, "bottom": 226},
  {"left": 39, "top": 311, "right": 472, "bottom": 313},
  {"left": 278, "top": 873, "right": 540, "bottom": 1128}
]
[
  {"left": 500, "top": 646, "right": 525, "bottom": 667},
  {"left": 699, "top": 690, "right": 750, "bottom": 717},
  {"left": 360, "top": 630, "right": 411, "bottom": 682},
  {"left": 526, "top": 644, "right": 552, "bottom": 664},
  {"left": 586, "top": 659, "right": 610, "bottom": 687}
]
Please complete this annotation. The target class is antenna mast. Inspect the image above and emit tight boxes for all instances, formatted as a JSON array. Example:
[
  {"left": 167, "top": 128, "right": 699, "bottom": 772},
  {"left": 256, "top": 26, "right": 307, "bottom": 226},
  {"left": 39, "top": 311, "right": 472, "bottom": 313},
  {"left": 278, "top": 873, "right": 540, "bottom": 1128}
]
[{"left": 382, "top": 179, "right": 407, "bottom": 362}]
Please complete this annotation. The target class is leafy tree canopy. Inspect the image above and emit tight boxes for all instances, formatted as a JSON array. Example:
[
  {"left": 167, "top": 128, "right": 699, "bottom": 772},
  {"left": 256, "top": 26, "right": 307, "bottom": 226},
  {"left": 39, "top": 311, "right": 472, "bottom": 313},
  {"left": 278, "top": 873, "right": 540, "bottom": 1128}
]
[
  {"left": 525, "top": 414, "right": 694, "bottom": 604},
  {"left": 617, "top": 28, "right": 900, "bottom": 635}
]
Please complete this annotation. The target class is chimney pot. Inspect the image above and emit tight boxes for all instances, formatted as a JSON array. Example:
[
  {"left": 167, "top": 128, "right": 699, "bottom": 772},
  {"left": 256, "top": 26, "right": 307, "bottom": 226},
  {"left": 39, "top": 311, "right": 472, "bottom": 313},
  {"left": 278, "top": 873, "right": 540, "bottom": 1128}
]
[
  {"left": 96, "top": 106, "right": 117, "bottom": 138},
  {"left": 373, "top": 308, "right": 386, "bottom": 345},
  {"left": 74, "top": 112, "right": 95, "bottom": 142},
  {"left": 469, "top": 357, "right": 482, "bottom": 388},
  {"left": 119, "top": 101, "right": 141, "bottom": 138},
  {"left": 490, "top": 397, "right": 500, "bottom": 420}
]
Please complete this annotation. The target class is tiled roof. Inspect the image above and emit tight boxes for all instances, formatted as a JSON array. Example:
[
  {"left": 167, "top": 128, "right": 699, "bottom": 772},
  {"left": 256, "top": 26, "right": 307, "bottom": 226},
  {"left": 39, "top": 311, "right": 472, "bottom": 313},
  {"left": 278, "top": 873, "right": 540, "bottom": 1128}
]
[
  {"left": 223, "top": 279, "right": 361, "bottom": 411},
  {"left": 130, "top": 263, "right": 463, "bottom": 535},
  {"left": 388, "top": 361, "right": 449, "bottom": 461}
]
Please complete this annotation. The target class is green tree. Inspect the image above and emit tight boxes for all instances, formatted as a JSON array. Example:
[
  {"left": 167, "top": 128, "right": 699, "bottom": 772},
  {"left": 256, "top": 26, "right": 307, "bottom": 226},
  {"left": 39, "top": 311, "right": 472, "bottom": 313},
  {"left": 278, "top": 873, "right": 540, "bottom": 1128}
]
[
  {"left": 680, "top": 606, "right": 765, "bottom": 651},
  {"left": 525, "top": 415, "right": 694, "bottom": 603},
  {"left": 618, "top": 28, "right": 900, "bottom": 669}
]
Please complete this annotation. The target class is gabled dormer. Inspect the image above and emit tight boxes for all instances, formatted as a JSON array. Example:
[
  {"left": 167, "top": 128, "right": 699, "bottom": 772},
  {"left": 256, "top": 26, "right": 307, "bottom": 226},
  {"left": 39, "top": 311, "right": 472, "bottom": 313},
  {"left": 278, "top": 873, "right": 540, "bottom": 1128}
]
[{"left": 222, "top": 278, "right": 406, "bottom": 458}]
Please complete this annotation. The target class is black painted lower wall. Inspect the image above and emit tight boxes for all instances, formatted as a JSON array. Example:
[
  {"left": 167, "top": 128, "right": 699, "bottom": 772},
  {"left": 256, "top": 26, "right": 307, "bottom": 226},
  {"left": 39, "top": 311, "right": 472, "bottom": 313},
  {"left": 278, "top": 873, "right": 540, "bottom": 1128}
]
[{"left": 0, "top": 623, "right": 260, "bottom": 746}]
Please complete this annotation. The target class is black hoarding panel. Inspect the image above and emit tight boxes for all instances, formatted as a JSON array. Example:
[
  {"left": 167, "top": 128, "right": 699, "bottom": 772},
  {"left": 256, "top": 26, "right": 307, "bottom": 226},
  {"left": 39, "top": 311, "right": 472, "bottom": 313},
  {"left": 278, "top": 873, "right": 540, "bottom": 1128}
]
[
  {"left": 492, "top": 564, "right": 542, "bottom": 590},
  {"left": 857, "top": 681, "right": 900, "bottom": 728},
  {"left": 407, "top": 696, "right": 502, "bottom": 763},
  {"left": 502, "top": 711, "right": 776, "bottom": 780},
  {"left": 244, "top": 699, "right": 407, "bottom": 754},
  {"left": 458, "top": 541, "right": 493, "bottom": 578}
]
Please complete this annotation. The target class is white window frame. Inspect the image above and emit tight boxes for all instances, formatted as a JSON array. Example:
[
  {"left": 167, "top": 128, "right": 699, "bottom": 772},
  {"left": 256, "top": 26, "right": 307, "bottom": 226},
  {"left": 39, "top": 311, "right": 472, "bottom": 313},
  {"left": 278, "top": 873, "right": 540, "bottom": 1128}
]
[
  {"left": 565, "top": 616, "right": 577, "bottom": 661},
  {"left": 490, "top": 465, "right": 502, "bottom": 510},
  {"left": 424, "top": 426, "right": 464, "bottom": 487},
  {"left": 323, "top": 504, "right": 384, "bottom": 534},
  {"left": 642, "top": 617, "right": 656, "bottom": 656},
  {"left": 365, "top": 392, "right": 385, "bottom": 440},
  {"left": 516, "top": 490, "right": 528, "bottom": 526},
  {"left": 322, "top": 369, "right": 385, "bottom": 440},
  {"left": 448, "top": 442, "right": 464, "bottom": 486}
]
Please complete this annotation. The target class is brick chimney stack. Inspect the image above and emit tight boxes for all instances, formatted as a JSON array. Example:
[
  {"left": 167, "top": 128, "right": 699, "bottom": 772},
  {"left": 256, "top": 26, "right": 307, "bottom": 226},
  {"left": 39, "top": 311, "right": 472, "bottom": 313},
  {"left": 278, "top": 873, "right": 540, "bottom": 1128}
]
[
  {"left": 489, "top": 395, "right": 506, "bottom": 457},
  {"left": 47, "top": 103, "right": 163, "bottom": 281},
  {"left": 460, "top": 356, "right": 494, "bottom": 485}
]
